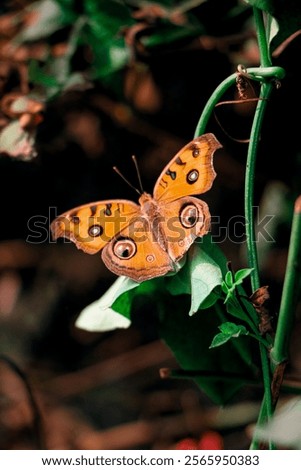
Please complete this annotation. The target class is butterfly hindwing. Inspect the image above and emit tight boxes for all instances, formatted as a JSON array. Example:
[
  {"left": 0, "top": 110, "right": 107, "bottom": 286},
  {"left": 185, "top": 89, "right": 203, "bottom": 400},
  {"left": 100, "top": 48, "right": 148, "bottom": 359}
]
[
  {"left": 101, "top": 218, "right": 173, "bottom": 282},
  {"left": 157, "top": 196, "right": 211, "bottom": 263}
]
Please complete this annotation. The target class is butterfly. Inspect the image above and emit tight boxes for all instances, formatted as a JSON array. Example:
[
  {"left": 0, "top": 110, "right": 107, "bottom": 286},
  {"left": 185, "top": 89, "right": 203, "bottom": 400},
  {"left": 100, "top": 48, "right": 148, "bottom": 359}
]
[{"left": 51, "top": 133, "right": 221, "bottom": 282}]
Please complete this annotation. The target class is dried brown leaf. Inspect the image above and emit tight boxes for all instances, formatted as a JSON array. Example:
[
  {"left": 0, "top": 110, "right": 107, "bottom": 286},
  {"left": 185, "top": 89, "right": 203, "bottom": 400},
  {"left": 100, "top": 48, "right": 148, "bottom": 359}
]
[
  {"left": 250, "top": 286, "right": 270, "bottom": 308},
  {"left": 250, "top": 286, "right": 274, "bottom": 335}
]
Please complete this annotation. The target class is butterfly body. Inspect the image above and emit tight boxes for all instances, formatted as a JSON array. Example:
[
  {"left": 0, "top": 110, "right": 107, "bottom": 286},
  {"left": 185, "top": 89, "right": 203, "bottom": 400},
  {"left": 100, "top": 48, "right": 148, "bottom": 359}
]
[{"left": 51, "top": 133, "right": 221, "bottom": 282}]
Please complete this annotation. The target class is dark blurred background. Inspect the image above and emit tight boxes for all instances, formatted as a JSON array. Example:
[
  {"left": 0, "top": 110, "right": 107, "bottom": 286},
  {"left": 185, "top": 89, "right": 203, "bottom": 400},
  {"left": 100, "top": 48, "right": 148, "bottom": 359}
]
[{"left": 0, "top": 0, "right": 300, "bottom": 450}]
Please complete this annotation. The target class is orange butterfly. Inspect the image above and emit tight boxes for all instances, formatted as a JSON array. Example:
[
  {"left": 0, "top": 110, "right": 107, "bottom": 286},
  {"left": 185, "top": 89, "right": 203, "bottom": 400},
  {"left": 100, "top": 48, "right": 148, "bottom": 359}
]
[{"left": 51, "top": 133, "right": 221, "bottom": 282}]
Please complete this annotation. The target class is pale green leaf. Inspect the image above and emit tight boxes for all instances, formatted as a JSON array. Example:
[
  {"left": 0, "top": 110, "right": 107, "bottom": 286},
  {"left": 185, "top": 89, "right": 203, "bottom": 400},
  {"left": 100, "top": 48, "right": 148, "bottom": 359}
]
[
  {"left": 0, "top": 120, "right": 36, "bottom": 160},
  {"left": 75, "top": 276, "right": 137, "bottom": 331},
  {"left": 75, "top": 299, "right": 131, "bottom": 332},
  {"left": 15, "top": 0, "right": 64, "bottom": 42},
  {"left": 166, "top": 242, "right": 223, "bottom": 316}
]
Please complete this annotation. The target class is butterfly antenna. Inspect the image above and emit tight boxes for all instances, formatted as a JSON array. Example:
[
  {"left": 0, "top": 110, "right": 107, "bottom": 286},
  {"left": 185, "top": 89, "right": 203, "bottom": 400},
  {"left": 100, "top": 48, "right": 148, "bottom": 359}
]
[
  {"left": 113, "top": 166, "right": 141, "bottom": 195},
  {"left": 132, "top": 155, "right": 144, "bottom": 194}
]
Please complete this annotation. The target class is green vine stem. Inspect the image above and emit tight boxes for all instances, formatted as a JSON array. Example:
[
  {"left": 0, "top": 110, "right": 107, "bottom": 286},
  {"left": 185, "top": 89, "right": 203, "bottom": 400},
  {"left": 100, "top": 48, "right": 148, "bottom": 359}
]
[
  {"left": 245, "top": 7, "right": 284, "bottom": 450},
  {"left": 253, "top": 7, "right": 272, "bottom": 67},
  {"left": 244, "top": 81, "right": 273, "bottom": 293},
  {"left": 194, "top": 73, "right": 237, "bottom": 138},
  {"left": 270, "top": 196, "right": 301, "bottom": 367},
  {"left": 246, "top": 7, "right": 274, "bottom": 450},
  {"left": 195, "top": 76, "right": 277, "bottom": 450},
  {"left": 194, "top": 65, "right": 285, "bottom": 138},
  {"left": 249, "top": 396, "right": 276, "bottom": 450},
  {"left": 194, "top": 7, "right": 286, "bottom": 450}
]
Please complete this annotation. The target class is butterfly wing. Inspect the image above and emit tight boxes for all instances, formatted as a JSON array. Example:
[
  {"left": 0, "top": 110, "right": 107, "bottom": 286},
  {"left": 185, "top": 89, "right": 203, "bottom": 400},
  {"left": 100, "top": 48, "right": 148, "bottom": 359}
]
[
  {"left": 51, "top": 200, "right": 140, "bottom": 254},
  {"left": 157, "top": 196, "right": 211, "bottom": 263},
  {"left": 101, "top": 195, "right": 211, "bottom": 282},
  {"left": 153, "top": 133, "right": 221, "bottom": 203},
  {"left": 101, "top": 217, "right": 173, "bottom": 282},
  {"left": 50, "top": 133, "right": 221, "bottom": 282}
]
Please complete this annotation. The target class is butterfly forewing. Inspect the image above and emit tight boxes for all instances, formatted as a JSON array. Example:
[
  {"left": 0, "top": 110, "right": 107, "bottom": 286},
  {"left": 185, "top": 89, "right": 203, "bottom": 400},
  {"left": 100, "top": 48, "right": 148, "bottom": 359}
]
[
  {"left": 51, "top": 200, "right": 140, "bottom": 254},
  {"left": 153, "top": 133, "right": 221, "bottom": 203}
]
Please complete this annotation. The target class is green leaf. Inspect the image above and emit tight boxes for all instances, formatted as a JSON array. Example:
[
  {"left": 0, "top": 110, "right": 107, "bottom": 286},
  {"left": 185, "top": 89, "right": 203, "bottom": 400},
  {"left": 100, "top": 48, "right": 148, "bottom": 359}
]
[
  {"left": 225, "top": 270, "right": 234, "bottom": 287},
  {"left": 111, "top": 276, "right": 165, "bottom": 319},
  {"left": 29, "top": 60, "right": 59, "bottom": 89},
  {"left": 77, "top": 236, "right": 227, "bottom": 329},
  {"left": 166, "top": 239, "right": 224, "bottom": 315},
  {"left": 246, "top": 0, "right": 301, "bottom": 51},
  {"left": 76, "top": 235, "right": 228, "bottom": 327},
  {"left": 75, "top": 276, "right": 138, "bottom": 331},
  {"left": 220, "top": 322, "right": 249, "bottom": 336},
  {"left": 221, "top": 281, "right": 229, "bottom": 294},
  {"left": 75, "top": 299, "right": 131, "bottom": 332},
  {"left": 224, "top": 290, "right": 235, "bottom": 304},
  {"left": 234, "top": 268, "right": 254, "bottom": 285},
  {"left": 75, "top": 236, "right": 257, "bottom": 404},
  {"left": 210, "top": 322, "right": 249, "bottom": 349},
  {"left": 160, "top": 301, "right": 256, "bottom": 404},
  {"left": 90, "top": 38, "right": 130, "bottom": 78},
  {"left": 226, "top": 296, "right": 248, "bottom": 322},
  {"left": 222, "top": 268, "right": 253, "bottom": 306},
  {"left": 84, "top": 0, "right": 133, "bottom": 78},
  {"left": 142, "top": 21, "right": 204, "bottom": 48},
  {"left": 85, "top": 0, "right": 133, "bottom": 41}
]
